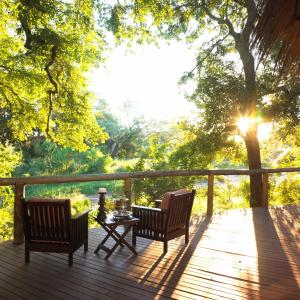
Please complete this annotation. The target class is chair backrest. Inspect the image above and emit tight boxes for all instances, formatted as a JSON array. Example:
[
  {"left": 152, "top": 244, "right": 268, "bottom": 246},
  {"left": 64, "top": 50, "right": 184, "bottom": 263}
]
[
  {"left": 23, "top": 198, "right": 71, "bottom": 242},
  {"left": 165, "top": 190, "right": 195, "bottom": 232}
]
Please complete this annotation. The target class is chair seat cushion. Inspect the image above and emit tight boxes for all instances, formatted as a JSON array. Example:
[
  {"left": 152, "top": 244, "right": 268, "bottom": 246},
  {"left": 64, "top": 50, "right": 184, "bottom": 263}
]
[{"left": 160, "top": 189, "right": 189, "bottom": 210}]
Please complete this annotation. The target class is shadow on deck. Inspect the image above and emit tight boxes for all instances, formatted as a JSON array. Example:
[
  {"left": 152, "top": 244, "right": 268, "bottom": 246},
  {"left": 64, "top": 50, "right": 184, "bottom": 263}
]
[{"left": 0, "top": 205, "right": 300, "bottom": 299}]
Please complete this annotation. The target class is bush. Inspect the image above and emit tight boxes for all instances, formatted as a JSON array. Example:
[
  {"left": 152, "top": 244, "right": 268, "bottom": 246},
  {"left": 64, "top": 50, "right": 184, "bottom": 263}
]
[
  {"left": 269, "top": 174, "right": 300, "bottom": 205},
  {"left": 0, "top": 144, "right": 22, "bottom": 240},
  {"left": 16, "top": 141, "right": 111, "bottom": 176}
]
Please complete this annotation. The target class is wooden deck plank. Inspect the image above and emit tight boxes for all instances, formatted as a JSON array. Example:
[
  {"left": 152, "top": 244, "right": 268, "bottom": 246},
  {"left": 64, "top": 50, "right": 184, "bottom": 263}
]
[
  {"left": 1, "top": 205, "right": 300, "bottom": 299},
  {"left": 0, "top": 248, "right": 151, "bottom": 300},
  {"left": 0, "top": 285, "right": 25, "bottom": 300}
]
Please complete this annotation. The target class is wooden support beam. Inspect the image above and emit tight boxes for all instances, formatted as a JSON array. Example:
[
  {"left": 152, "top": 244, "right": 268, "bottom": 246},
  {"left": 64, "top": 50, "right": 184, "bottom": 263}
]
[
  {"left": 14, "top": 183, "right": 25, "bottom": 245},
  {"left": 124, "top": 177, "right": 132, "bottom": 208},
  {"left": 262, "top": 173, "right": 269, "bottom": 208},
  {"left": 207, "top": 174, "right": 214, "bottom": 215}
]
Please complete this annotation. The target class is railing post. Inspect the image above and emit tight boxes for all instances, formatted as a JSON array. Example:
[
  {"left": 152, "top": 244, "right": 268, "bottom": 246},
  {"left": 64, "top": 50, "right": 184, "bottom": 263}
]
[
  {"left": 14, "top": 183, "right": 25, "bottom": 245},
  {"left": 262, "top": 173, "right": 269, "bottom": 208},
  {"left": 124, "top": 177, "right": 132, "bottom": 207},
  {"left": 207, "top": 173, "right": 214, "bottom": 214}
]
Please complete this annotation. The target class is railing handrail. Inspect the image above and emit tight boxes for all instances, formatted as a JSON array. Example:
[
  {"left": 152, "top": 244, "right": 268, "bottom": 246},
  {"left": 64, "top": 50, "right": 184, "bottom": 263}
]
[{"left": 1, "top": 167, "right": 299, "bottom": 186}]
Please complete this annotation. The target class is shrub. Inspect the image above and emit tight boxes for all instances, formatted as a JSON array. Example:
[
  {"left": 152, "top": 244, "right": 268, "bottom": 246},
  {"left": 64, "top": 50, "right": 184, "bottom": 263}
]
[{"left": 0, "top": 144, "right": 21, "bottom": 240}]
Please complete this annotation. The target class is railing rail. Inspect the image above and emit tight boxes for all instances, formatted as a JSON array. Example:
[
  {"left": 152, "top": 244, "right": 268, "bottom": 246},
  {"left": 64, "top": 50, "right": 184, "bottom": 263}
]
[
  {"left": 0, "top": 167, "right": 299, "bottom": 186},
  {"left": 1, "top": 167, "right": 299, "bottom": 244}
]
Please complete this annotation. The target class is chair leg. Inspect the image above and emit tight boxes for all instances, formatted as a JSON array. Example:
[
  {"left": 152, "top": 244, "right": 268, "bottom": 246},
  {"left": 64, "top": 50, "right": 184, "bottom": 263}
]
[
  {"left": 163, "top": 241, "right": 168, "bottom": 253},
  {"left": 84, "top": 240, "right": 88, "bottom": 252},
  {"left": 68, "top": 253, "right": 73, "bottom": 266},
  {"left": 185, "top": 228, "right": 189, "bottom": 244},
  {"left": 132, "top": 233, "right": 136, "bottom": 246},
  {"left": 25, "top": 245, "right": 30, "bottom": 264}
]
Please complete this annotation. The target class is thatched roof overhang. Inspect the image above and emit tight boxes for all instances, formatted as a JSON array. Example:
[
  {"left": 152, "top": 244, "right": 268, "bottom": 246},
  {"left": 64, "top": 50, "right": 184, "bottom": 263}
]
[{"left": 252, "top": 0, "right": 300, "bottom": 75}]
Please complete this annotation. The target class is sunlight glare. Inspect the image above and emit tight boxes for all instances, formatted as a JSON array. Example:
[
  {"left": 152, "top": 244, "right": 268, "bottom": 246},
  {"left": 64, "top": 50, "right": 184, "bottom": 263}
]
[
  {"left": 236, "top": 117, "right": 255, "bottom": 136},
  {"left": 257, "top": 122, "right": 272, "bottom": 141},
  {"left": 236, "top": 117, "right": 272, "bottom": 141}
]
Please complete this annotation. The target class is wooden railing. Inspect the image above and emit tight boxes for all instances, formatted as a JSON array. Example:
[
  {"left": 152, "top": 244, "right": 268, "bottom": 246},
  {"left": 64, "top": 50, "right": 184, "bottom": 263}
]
[{"left": 0, "top": 167, "right": 299, "bottom": 244}]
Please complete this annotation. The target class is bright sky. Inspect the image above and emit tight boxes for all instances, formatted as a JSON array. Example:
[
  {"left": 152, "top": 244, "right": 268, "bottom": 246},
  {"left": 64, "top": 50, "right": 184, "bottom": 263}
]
[{"left": 88, "top": 40, "right": 197, "bottom": 123}]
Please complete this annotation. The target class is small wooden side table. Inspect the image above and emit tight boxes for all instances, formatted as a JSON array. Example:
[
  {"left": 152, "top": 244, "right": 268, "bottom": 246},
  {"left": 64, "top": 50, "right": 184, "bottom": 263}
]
[{"left": 94, "top": 216, "right": 140, "bottom": 260}]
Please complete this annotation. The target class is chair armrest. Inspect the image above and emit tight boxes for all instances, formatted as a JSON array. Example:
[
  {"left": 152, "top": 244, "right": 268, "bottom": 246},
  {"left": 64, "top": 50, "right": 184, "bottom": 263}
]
[
  {"left": 71, "top": 209, "right": 90, "bottom": 245},
  {"left": 131, "top": 205, "right": 164, "bottom": 212},
  {"left": 71, "top": 209, "right": 91, "bottom": 220}
]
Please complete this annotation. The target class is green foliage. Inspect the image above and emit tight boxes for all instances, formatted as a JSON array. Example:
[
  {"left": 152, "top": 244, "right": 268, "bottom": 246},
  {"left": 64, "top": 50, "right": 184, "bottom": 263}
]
[
  {"left": 132, "top": 176, "right": 195, "bottom": 205},
  {"left": 69, "top": 194, "right": 99, "bottom": 228},
  {"left": 184, "top": 177, "right": 251, "bottom": 215},
  {"left": 259, "top": 125, "right": 300, "bottom": 168},
  {"left": 0, "top": 143, "right": 22, "bottom": 177},
  {"left": 212, "top": 177, "right": 250, "bottom": 212},
  {"left": 96, "top": 100, "right": 148, "bottom": 158},
  {"left": 0, "top": 0, "right": 108, "bottom": 150},
  {"left": 16, "top": 141, "right": 112, "bottom": 176},
  {"left": 0, "top": 143, "right": 21, "bottom": 240},
  {"left": 25, "top": 180, "right": 123, "bottom": 200},
  {"left": 191, "top": 189, "right": 207, "bottom": 215},
  {"left": 129, "top": 126, "right": 198, "bottom": 203},
  {"left": 269, "top": 174, "right": 300, "bottom": 206}
]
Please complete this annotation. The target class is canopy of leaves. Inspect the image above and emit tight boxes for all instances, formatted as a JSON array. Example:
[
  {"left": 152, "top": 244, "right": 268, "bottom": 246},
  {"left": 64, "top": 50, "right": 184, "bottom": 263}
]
[{"left": 0, "top": 0, "right": 108, "bottom": 150}]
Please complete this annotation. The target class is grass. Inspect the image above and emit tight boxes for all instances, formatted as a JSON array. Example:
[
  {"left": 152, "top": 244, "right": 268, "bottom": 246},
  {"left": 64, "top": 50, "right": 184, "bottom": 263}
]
[{"left": 25, "top": 180, "right": 124, "bottom": 198}]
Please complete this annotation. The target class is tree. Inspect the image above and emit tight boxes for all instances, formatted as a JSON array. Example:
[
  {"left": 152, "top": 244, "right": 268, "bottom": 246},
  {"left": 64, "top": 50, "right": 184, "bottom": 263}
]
[
  {"left": 0, "top": 0, "right": 108, "bottom": 151},
  {"left": 95, "top": 99, "right": 148, "bottom": 158},
  {"left": 107, "top": 0, "right": 300, "bottom": 207}
]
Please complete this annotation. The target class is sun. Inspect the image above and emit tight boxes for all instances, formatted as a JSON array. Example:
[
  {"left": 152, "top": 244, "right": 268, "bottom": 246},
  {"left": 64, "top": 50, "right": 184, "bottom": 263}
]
[
  {"left": 236, "top": 117, "right": 272, "bottom": 141},
  {"left": 236, "top": 117, "right": 255, "bottom": 136}
]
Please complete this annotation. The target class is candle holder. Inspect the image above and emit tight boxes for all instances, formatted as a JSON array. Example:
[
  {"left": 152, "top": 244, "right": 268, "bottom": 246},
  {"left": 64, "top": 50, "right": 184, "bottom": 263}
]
[{"left": 97, "top": 188, "right": 107, "bottom": 221}]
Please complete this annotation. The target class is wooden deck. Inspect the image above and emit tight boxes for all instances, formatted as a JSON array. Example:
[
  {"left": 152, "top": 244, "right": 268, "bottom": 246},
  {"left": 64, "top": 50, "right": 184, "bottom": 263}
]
[{"left": 1, "top": 205, "right": 300, "bottom": 300}]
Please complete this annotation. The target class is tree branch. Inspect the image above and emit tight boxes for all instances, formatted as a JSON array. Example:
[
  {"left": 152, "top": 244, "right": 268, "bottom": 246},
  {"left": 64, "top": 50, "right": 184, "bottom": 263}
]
[
  {"left": 259, "top": 85, "right": 300, "bottom": 98},
  {"left": 44, "top": 45, "right": 59, "bottom": 94},
  {"left": 225, "top": 0, "right": 229, "bottom": 19},
  {"left": 200, "top": 0, "right": 239, "bottom": 40},
  {"left": 186, "top": 32, "right": 230, "bottom": 76},
  {"left": 44, "top": 44, "right": 59, "bottom": 138},
  {"left": 242, "top": 0, "right": 257, "bottom": 39},
  {"left": 0, "top": 65, "right": 15, "bottom": 73},
  {"left": 18, "top": 11, "right": 33, "bottom": 49}
]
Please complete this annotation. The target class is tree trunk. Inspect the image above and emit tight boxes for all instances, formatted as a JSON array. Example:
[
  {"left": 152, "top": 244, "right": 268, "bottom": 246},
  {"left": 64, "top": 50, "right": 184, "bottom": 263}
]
[
  {"left": 244, "top": 127, "right": 263, "bottom": 207},
  {"left": 235, "top": 24, "right": 263, "bottom": 207}
]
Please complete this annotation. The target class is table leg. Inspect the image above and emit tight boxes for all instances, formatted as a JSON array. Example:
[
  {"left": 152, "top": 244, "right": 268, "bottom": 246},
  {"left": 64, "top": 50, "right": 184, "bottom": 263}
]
[
  {"left": 105, "top": 225, "right": 137, "bottom": 260},
  {"left": 102, "top": 224, "right": 124, "bottom": 247}
]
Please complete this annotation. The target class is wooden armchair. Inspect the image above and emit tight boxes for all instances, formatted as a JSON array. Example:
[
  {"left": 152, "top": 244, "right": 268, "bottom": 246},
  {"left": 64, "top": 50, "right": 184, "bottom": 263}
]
[
  {"left": 132, "top": 189, "right": 195, "bottom": 253},
  {"left": 22, "top": 198, "right": 90, "bottom": 266}
]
